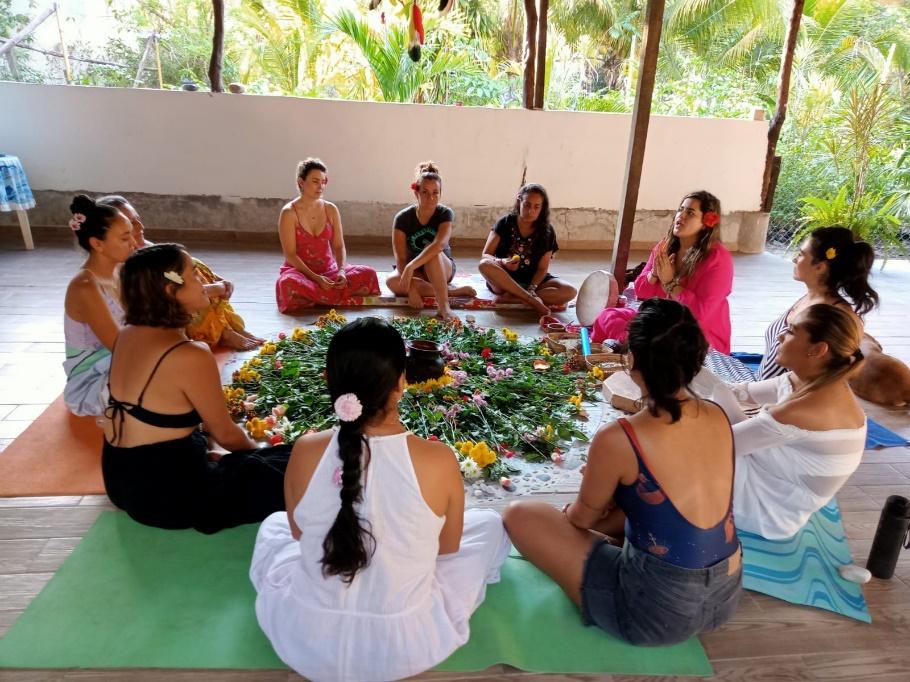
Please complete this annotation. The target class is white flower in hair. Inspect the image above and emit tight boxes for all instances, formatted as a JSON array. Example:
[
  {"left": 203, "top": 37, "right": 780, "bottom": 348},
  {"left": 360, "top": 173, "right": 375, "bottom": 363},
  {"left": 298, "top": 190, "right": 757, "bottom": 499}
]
[
  {"left": 163, "top": 271, "right": 184, "bottom": 285},
  {"left": 334, "top": 393, "right": 363, "bottom": 422}
]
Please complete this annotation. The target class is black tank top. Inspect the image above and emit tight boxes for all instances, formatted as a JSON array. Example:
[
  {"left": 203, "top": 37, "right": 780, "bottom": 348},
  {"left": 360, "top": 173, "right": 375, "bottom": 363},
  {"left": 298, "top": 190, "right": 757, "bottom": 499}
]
[{"left": 106, "top": 340, "right": 201, "bottom": 445}]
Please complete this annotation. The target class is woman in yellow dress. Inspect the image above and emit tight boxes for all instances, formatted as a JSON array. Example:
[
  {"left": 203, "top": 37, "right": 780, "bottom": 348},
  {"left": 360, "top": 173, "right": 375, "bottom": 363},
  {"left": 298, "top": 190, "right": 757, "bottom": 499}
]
[{"left": 98, "top": 196, "right": 264, "bottom": 351}]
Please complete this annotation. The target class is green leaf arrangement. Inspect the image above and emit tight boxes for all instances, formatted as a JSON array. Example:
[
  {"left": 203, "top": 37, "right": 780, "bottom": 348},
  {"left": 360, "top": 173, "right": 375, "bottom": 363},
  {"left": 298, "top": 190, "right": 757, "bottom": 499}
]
[{"left": 224, "top": 312, "right": 598, "bottom": 482}]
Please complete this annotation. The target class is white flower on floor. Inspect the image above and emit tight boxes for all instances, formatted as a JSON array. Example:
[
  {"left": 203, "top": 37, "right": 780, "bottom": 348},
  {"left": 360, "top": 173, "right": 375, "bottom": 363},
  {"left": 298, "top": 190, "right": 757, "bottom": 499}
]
[{"left": 460, "top": 458, "right": 482, "bottom": 480}]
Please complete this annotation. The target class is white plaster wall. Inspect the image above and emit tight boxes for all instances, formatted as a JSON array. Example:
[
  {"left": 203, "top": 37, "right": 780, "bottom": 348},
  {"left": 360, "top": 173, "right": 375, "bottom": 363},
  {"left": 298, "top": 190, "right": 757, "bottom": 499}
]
[{"left": 0, "top": 82, "right": 766, "bottom": 212}]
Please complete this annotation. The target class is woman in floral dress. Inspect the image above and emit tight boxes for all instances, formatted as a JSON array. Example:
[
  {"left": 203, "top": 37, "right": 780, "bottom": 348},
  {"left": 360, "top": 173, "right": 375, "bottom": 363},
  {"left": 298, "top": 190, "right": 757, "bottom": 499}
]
[{"left": 276, "top": 159, "right": 379, "bottom": 313}]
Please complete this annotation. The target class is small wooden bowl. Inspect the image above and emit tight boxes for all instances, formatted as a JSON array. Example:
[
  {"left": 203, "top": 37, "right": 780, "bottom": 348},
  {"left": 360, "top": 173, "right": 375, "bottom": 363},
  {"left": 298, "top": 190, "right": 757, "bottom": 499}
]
[
  {"left": 544, "top": 332, "right": 579, "bottom": 354},
  {"left": 585, "top": 352, "right": 626, "bottom": 376}
]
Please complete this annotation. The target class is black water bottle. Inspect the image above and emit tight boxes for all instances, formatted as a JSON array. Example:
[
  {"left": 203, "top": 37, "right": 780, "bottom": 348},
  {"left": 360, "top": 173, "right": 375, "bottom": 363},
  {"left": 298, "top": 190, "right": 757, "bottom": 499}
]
[{"left": 866, "top": 495, "right": 910, "bottom": 579}]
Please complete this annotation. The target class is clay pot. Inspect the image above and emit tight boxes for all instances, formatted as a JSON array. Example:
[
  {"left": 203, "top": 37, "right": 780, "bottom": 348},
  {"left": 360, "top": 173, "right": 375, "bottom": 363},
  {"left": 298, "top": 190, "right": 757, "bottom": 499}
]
[{"left": 406, "top": 339, "right": 446, "bottom": 383}]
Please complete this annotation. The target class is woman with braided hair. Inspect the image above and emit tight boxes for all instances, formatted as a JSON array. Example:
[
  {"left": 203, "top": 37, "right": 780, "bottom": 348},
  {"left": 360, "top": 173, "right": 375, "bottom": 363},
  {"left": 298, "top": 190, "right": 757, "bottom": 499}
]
[
  {"left": 712, "top": 303, "right": 867, "bottom": 539},
  {"left": 251, "top": 317, "right": 509, "bottom": 682}
]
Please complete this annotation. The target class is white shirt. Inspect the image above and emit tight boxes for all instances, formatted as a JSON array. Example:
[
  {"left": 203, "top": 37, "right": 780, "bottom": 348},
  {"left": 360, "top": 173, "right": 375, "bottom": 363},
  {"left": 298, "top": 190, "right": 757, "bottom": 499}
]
[{"left": 712, "top": 374, "right": 866, "bottom": 539}]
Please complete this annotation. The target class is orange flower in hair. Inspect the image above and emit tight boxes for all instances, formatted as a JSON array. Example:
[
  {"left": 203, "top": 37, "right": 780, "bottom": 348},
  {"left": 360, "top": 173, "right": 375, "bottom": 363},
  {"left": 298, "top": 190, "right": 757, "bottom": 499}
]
[
  {"left": 702, "top": 211, "right": 720, "bottom": 228},
  {"left": 825, "top": 247, "right": 836, "bottom": 260}
]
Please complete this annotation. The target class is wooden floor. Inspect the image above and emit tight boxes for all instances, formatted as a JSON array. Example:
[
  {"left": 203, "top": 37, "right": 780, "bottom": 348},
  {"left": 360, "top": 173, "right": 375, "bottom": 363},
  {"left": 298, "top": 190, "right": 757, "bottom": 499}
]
[{"left": 1, "top": 234, "right": 910, "bottom": 681}]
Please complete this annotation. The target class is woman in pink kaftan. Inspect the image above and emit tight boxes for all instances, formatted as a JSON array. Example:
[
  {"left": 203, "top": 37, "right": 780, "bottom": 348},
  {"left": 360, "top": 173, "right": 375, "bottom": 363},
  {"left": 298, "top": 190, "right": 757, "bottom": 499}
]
[{"left": 592, "top": 190, "right": 733, "bottom": 354}]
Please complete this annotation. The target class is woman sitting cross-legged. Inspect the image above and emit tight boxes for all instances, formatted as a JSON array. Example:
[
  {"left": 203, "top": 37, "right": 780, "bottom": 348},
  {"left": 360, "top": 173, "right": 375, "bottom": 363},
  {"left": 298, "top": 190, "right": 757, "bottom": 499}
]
[
  {"left": 276, "top": 158, "right": 380, "bottom": 313},
  {"left": 504, "top": 298, "right": 741, "bottom": 646},
  {"left": 386, "top": 161, "right": 477, "bottom": 321},
  {"left": 97, "top": 194, "right": 265, "bottom": 351},
  {"left": 591, "top": 190, "right": 733, "bottom": 354},
  {"left": 712, "top": 303, "right": 867, "bottom": 540},
  {"left": 102, "top": 244, "right": 291, "bottom": 534},
  {"left": 478, "top": 183, "right": 577, "bottom": 318},
  {"left": 251, "top": 317, "right": 510, "bottom": 682},
  {"left": 63, "top": 194, "right": 135, "bottom": 417}
]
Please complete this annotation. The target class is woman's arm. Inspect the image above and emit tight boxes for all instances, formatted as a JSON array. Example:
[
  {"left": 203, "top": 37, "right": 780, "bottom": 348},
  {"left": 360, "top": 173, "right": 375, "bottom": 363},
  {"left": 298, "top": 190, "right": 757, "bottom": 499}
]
[
  {"left": 633, "top": 245, "right": 663, "bottom": 299},
  {"left": 327, "top": 202, "right": 347, "bottom": 273},
  {"left": 480, "top": 231, "right": 502, "bottom": 262},
  {"left": 407, "top": 221, "right": 452, "bottom": 271},
  {"left": 732, "top": 411, "right": 802, "bottom": 457},
  {"left": 65, "top": 274, "right": 120, "bottom": 350},
  {"left": 178, "top": 343, "right": 258, "bottom": 451},
  {"left": 528, "top": 251, "right": 554, "bottom": 289},
  {"left": 565, "top": 423, "right": 629, "bottom": 529},
  {"left": 438, "top": 446, "right": 466, "bottom": 555}
]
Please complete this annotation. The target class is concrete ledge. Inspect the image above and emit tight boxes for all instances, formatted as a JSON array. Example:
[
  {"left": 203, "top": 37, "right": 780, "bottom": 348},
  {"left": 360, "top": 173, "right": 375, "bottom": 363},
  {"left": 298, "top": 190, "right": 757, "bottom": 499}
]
[{"left": 0, "top": 190, "right": 766, "bottom": 252}]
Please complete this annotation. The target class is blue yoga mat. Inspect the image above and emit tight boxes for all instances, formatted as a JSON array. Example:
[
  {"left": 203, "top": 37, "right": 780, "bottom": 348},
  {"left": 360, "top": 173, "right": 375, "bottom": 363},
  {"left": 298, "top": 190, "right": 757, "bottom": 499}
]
[
  {"left": 738, "top": 499, "right": 870, "bottom": 623},
  {"left": 729, "top": 352, "right": 908, "bottom": 450}
]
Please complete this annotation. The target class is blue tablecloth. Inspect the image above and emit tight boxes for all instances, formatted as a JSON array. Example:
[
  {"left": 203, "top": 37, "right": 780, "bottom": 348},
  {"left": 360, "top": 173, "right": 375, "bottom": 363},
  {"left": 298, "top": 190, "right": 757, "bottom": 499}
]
[{"left": 0, "top": 155, "right": 36, "bottom": 212}]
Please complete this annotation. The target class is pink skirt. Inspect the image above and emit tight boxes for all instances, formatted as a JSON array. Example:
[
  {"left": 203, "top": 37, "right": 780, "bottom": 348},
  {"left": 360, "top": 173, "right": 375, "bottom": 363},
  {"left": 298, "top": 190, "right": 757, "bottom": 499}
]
[{"left": 275, "top": 264, "right": 380, "bottom": 314}]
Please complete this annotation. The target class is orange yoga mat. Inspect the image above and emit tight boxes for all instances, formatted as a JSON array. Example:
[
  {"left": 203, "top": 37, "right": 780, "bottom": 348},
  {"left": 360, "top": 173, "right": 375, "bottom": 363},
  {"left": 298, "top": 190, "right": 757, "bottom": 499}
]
[
  {"left": 0, "top": 350, "right": 236, "bottom": 498},
  {"left": 0, "top": 396, "right": 105, "bottom": 497}
]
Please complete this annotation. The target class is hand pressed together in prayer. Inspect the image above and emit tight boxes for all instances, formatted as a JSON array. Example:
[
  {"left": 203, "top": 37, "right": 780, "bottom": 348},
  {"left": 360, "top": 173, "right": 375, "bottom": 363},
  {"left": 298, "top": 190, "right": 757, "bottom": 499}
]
[{"left": 654, "top": 238, "right": 677, "bottom": 284}]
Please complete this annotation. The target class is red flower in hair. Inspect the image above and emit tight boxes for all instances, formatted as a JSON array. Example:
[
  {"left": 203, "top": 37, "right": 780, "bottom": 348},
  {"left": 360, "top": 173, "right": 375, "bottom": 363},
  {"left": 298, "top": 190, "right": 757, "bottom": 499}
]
[
  {"left": 702, "top": 211, "right": 720, "bottom": 228},
  {"left": 410, "top": 181, "right": 419, "bottom": 191}
]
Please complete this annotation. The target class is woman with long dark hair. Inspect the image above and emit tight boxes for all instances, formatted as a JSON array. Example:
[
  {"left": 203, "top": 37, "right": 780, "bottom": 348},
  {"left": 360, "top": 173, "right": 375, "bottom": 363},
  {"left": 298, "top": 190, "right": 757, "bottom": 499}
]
[
  {"left": 505, "top": 299, "right": 741, "bottom": 646},
  {"left": 251, "top": 317, "right": 509, "bottom": 682},
  {"left": 591, "top": 190, "right": 734, "bottom": 354},
  {"left": 478, "top": 183, "right": 577, "bottom": 318},
  {"left": 757, "top": 226, "right": 877, "bottom": 379},
  {"left": 102, "top": 244, "right": 291, "bottom": 533}
]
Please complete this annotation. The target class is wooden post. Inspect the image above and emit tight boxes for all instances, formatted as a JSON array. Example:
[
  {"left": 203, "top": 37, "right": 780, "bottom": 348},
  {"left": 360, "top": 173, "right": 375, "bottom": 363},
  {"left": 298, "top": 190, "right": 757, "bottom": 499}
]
[
  {"left": 5, "top": 52, "right": 19, "bottom": 79},
  {"left": 760, "top": 0, "right": 805, "bottom": 212},
  {"left": 133, "top": 33, "right": 154, "bottom": 87},
  {"left": 208, "top": 0, "right": 225, "bottom": 93},
  {"left": 533, "top": 0, "right": 549, "bottom": 109},
  {"left": 610, "top": 0, "right": 665, "bottom": 286},
  {"left": 53, "top": 3, "right": 72, "bottom": 84},
  {"left": 522, "top": 0, "right": 537, "bottom": 109},
  {"left": 153, "top": 32, "right": 164, "bottom": 89},
  {"left": 0, "top": 5, "right": 55, "bottom": 58}
]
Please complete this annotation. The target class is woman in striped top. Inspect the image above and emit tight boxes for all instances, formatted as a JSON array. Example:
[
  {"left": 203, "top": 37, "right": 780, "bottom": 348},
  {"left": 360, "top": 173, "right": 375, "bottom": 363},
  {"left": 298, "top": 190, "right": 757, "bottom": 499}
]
[{"left": 757, "top": 227, "right": 878, "bottom": 380}]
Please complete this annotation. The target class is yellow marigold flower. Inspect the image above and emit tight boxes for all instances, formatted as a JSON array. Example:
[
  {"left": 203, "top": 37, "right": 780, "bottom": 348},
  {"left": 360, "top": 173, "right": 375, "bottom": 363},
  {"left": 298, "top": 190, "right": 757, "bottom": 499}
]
[
  {"left": 259, "top": 342, "right": 278, "bottom": 356},
  {"left": 545, "top": 424, "right": 555, "bottom": 438},
  {"left": 568, "top": 394, "right": 583, "bottom": 409},
  {"left": 237, "top": 367, "right": 261, "bottom": 383},
  {"left": 249, "top": 357, "right": 262, "bottom": 367},
  {"left": 291, "top": 327, "right": 309, "bottom": 342},
  {"left": 469, "top": 441, "right": 497, "bottom": 468},
  {"left": 502, "top": 327, "right": 519, "bottom": 343},
  {"left": 540, "top": 346, "right": 551, "bottom": 356},
  {"left": 589, "top": 365, "right": 605, "bottom": 380},
  {"left": 458, "top": 440, "right": 475, "bottom": 456},
  {"left": 245, "top": 417, "right": 268, "bottom": 439},
  {"left": 223, "top": 386, "right": 245, "bottom": 402}
]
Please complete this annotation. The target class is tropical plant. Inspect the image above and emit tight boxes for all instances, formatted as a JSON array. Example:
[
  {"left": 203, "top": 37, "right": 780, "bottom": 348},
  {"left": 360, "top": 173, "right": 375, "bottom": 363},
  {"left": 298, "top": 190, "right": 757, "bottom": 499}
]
[{"left": 794, "top": 188, "right": 902, "bottom": 258}]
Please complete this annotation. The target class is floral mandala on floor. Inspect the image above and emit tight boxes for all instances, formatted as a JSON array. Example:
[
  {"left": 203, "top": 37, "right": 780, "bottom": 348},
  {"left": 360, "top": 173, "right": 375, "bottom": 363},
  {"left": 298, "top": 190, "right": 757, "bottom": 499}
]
[{"left": 224, "top": 311, "right": 602, "bottom": 483}]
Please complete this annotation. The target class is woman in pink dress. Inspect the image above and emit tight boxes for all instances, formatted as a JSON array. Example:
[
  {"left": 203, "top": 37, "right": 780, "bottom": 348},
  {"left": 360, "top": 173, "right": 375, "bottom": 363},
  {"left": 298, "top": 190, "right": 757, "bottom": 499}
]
[
  {"left": 591, "top": 190, "right": 734, "bottom": 354},
  {"left": 276, "top": 159, "right": 380, "bottom": 314}
]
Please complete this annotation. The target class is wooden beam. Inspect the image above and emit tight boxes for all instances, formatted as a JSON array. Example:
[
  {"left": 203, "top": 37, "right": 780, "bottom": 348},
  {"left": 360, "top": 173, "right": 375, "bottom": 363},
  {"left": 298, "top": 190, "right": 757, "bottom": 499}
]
[
  {"left": 208, "top": 0, "right": 225, "bottom": 93},
  {"left": 0, "top": 4, "right": 55, "bottom": 58},
  {"left": 522, "top": 0, "right": 537, "bottom": 109},
  {"left": 533, "top": 0, "right": 549, "bottom": 109},
  {"left": 53, "top": 2, "right": 72, "bottom": 84},
  {"left": 133, "top": 33, "right": 154, "bottom": 87},
  {"left": 760, "top": 0, "right": 805, "bottom": 212},
  {"left": 610, "top": 0, "right": 665, "bottom": 287},
  {"left": 0, "top": 39, "right": 156, "bottom": 70}
]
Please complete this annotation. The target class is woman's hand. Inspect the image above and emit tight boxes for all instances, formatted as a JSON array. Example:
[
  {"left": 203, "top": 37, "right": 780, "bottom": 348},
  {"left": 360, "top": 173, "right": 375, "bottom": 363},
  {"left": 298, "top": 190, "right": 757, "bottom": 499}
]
[
  {"left": 400, "top": 264, "right": 415, "bottom": 292},
  {"left": 502, "top": 255, "right": 520, "bottom": 272},
  {"left": 333, "top": 271, "right": 347, "bottom": 289},
  {"left": 221, "top": 279, "right": 234, "bottom": 299},
  {"left": 654, "top": 239, "right": 676, "bottom": 284},
  {"left": 315, "top": 274, "right": 335, "bottom": 290}
]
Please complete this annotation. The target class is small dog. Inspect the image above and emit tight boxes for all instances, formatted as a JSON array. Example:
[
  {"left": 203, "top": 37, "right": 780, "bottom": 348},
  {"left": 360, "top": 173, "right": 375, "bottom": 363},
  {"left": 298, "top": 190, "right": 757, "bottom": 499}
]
[{"left": 849, "top": 334, "right": 910, "bottom": 407}]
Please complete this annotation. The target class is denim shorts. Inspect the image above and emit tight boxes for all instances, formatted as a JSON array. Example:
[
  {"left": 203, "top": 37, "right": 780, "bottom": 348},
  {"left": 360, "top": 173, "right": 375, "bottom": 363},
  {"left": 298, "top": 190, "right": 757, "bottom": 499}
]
[{"left": 580, "top": 539, "right": 742, "bottom": 646}]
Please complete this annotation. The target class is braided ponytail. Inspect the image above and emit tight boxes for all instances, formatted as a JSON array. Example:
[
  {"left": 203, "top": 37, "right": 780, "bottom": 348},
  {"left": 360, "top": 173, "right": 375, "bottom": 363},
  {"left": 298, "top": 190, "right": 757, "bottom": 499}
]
[{"left": 321, "top": 318, "right": 407, "bottom": 583}]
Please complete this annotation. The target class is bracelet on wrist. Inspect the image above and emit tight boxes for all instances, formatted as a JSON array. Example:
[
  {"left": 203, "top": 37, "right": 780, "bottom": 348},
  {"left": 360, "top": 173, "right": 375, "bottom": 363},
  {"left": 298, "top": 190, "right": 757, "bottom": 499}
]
[{"left": 527, "top": 284, "right": 538, "bottom": 295}]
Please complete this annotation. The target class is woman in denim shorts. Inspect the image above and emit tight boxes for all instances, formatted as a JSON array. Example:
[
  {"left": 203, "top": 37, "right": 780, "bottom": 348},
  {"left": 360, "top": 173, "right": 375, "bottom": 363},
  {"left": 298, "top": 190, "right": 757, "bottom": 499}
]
[{"left": 504, "top": 298, "right": 742, "bottom": 646}]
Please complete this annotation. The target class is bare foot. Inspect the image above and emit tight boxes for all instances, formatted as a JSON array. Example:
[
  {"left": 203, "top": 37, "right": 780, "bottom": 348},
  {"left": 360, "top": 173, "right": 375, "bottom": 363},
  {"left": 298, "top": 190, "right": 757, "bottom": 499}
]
[
  {"left": 449, "top": 285, "right": 477, "bottom": 298},
  {"left": 437, "top": 309, "right": 462, "bottom": 328},
  {"left": 494, "top": 292, "right": 521, "bottom": 304},
  {"left": 238, "top": 328, "right": 266, "bottom": 345},
  {"left": 407, "top": 287, "right": 425, "bottom": 310},
  {"left": 221, "top": 328, "right": 263, "bottom": 351}
]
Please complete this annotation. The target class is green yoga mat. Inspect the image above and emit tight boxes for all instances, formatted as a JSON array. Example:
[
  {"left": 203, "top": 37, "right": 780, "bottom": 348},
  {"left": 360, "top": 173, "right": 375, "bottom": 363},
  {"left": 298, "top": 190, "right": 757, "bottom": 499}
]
[{"left": 0, "top": 512, "right": 711, "bottom": 676}]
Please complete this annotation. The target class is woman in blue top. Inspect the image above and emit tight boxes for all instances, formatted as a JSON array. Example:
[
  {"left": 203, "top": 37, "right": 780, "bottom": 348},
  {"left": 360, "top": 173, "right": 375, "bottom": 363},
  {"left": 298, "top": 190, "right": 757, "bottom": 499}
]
[{"left": 504, "top": 298, "right": 741, "bottom": 646}]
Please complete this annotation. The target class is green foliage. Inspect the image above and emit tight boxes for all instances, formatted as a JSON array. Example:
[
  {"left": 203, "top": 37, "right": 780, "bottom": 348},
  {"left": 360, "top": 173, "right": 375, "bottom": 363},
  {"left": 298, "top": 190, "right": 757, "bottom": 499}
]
[{"left": 794, "top": 188, "right": 902, "bottom": 255}]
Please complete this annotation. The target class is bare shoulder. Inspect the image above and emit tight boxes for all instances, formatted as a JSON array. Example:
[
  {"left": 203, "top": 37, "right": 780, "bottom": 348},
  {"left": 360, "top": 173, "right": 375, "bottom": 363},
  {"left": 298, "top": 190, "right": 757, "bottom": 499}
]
[
  {"left": 289, "top": 429, "right": 335, "bottom": 471},
  {"left": 407, "top": 435, "right": 459, "bottom": 468},
  {"left": 168, "top": 339, "right": 216, "bottom": 371},
  {"left": 66, "top": 269, "right": 98, "bottom": 297},
  {"left": 324, "top": 201, "right": 340, "bottom": 216}
]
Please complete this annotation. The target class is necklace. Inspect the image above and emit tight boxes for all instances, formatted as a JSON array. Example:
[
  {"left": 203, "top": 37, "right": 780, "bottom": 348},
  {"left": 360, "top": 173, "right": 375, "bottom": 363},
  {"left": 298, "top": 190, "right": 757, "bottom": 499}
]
[{"left": 510, "top": 221, "right": 535, "bottom": 267}]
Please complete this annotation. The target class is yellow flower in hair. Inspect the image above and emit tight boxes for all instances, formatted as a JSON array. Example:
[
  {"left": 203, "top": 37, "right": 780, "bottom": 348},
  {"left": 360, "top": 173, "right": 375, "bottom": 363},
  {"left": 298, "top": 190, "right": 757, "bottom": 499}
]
[{"left": 825, "top": 247, "right": 837, "bottom": 260}]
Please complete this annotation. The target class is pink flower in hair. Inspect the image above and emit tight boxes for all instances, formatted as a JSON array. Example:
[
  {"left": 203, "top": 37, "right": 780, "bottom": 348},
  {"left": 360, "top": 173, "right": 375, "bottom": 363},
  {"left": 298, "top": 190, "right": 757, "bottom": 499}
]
[
  {"left": 332, "top": 466, "right": 343, "bottom": 487},
  {"left": 334, "top": 393, "right": 363, "bottom": 422},
  {"left": 69, "top": 213, "right": 86, "bottom": 232}
]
